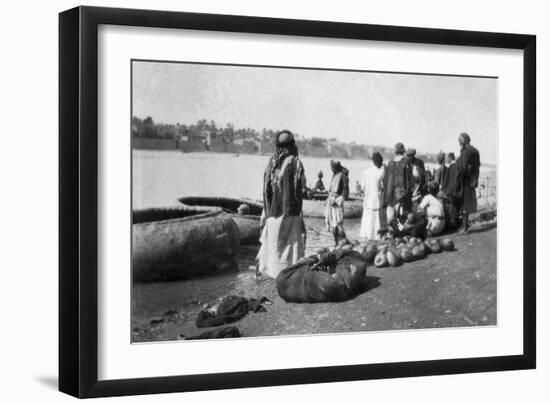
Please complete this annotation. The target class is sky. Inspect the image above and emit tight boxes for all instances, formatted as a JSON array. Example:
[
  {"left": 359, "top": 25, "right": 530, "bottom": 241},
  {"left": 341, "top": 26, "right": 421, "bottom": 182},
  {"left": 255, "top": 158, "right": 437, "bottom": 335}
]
[{"left": 132, "top": 61, "right": 498, "bottom": 164}]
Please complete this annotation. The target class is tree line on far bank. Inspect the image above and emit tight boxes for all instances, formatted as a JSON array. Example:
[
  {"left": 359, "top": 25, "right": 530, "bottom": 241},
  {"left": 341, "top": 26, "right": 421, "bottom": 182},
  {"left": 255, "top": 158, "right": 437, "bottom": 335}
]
[{"left": 131, "top": 116, "right": 440, "bottom": 163}]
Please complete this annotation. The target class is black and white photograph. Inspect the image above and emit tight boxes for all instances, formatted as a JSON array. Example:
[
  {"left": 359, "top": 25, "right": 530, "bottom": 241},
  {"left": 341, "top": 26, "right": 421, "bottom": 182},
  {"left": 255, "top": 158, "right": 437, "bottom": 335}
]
[{"left": 131, "top": 60, "right": 498, "bottom": 343}]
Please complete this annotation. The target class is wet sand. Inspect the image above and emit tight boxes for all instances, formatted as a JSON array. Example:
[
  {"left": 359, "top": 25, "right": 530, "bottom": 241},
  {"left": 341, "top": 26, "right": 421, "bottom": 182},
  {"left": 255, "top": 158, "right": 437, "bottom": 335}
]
[{"left": 132, "top": 216, "right": 497, "bottom": 342}]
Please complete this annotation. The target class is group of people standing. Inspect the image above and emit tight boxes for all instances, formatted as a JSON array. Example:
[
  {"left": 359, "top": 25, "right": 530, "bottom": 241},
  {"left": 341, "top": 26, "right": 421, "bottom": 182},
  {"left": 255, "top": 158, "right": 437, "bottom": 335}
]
[
  {"left": 256, "top": 130, "right": 480, "bottom": 280},
  {"left": 358, "top": 133, "right": 480, "bottom": 242}
]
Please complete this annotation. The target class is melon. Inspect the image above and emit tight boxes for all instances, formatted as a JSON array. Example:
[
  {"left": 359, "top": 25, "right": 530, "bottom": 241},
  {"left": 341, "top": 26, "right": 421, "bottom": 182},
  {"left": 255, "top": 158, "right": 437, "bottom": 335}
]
[
  {"left": 411, "top": 245, "right": 426, "bottom": 259},
  {"left": 423, "top": 240, "right": 433, "bottom": 254},
  {"left": 362, "top": 245, "right": 378, "bottom": 263},
  {"left": 440, "top": 238, "right": 455, "bottom": 251},
  {"left": 428, "top": 239, "right": 442, "bottom": 254},
  {"left": 400, "top": 247, "right": 414, "bottom": 262},
  {"left": 386, "top": 250, "right": 401, "bottom": 267},
  {"left": 374, "top": 251, "right": 389, "bottom": 267}
]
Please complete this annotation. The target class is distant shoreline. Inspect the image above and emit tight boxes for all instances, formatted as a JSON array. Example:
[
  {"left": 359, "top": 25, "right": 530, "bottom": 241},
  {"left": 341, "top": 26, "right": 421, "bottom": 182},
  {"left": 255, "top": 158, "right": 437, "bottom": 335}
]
[{"left": 132, "top": 148, "right": 497, "bottom": 169}]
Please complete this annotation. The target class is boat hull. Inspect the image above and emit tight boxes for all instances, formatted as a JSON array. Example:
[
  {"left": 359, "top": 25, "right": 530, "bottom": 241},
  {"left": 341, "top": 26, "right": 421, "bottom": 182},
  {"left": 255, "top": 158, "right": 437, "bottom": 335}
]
[
  {"left": 302, "top": 197, "right": 363, "bottom": 218},
  {"left": 132, "top": 206, "right": 240, "bottom": 282},
  {"left": 177, "top": 196, "right": 263, "bottom": 244}
]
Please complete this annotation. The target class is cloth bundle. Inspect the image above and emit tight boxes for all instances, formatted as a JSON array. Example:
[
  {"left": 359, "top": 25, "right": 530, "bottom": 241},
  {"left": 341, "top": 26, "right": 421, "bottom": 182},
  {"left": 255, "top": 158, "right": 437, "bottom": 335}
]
[
  {"left": 186, "top": 326, "right": 241, "bottom": 340},
  {"left": 195, "top": 295, "right": 270, "bottom": 328},
  {"left": 276, "top": 249, "right": 367, "bottom": 303}
]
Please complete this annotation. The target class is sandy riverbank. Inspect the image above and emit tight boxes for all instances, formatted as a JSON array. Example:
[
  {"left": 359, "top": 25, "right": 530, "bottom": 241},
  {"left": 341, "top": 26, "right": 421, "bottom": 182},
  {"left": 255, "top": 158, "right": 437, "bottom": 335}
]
[{"left": 132, "top": 216, "right": 497, "bottom": 342}]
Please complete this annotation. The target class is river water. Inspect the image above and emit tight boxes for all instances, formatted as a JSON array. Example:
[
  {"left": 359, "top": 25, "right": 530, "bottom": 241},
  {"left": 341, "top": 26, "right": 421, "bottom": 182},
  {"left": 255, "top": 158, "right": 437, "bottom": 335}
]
[
  {"left": 133, "top": 150, "right": 376, "bottom": 209},
  {"left": 132, "top": 150, "right": 494, "bottom": 209}
]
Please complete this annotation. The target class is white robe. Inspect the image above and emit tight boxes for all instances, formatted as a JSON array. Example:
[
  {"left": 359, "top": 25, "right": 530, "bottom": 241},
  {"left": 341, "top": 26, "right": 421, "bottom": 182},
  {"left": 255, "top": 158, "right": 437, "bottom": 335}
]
[
  {"left": 359, "top": 165, "right": 385, "bottom": 239},
  {"left": 257, "top": 215, "right": 305, "bottom": 279}
]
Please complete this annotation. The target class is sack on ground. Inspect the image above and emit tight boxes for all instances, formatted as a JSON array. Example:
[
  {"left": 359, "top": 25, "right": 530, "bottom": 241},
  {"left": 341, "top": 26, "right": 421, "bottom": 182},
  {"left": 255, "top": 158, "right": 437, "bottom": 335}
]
[{"left": 276, "top": 249, "right": 367, "bottom": 303}]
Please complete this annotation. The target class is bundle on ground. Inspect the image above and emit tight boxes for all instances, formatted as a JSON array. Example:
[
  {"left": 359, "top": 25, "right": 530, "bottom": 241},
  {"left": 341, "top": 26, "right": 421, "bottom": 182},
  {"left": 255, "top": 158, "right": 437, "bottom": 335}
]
[{"left": 276, "top": 249, "right": 367, "bottom": 303}]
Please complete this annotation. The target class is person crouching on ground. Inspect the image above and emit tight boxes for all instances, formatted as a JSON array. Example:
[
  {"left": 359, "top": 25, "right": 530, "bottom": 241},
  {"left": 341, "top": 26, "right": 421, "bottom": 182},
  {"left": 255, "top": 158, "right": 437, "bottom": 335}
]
[
  {"left": 325, "top": 160, "right": 350, "bottom": 246},
  {"left": 385, "top": 188, "right": 427, "bottom": 240},
  {"left": 417, "top": 183, "right": 446, "bottom": 236},
  {"left": 257, "top": 130, "right": 307, "bottom": 279},
  {"left": 359, "top": 152, "right": 385, "bottom": 240}
]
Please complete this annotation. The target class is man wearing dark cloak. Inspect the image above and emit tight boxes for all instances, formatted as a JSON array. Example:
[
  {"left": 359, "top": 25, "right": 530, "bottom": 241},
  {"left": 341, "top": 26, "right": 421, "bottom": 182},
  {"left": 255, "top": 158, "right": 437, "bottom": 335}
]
[
  {"left": 382, "top": 142, "right": 413, "bottom": 223},
  {"left": 433, "top": 152, "right": 447, "bottom": 192},
  {"left": 456, "top": 132, "right": 480, "bottom": 234}
]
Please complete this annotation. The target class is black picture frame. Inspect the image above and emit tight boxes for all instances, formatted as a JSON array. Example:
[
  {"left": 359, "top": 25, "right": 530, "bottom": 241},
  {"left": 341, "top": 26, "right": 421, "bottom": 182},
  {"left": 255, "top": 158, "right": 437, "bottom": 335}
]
[{"left": 59, "top": 6, "right": 536, "bottom": 398}]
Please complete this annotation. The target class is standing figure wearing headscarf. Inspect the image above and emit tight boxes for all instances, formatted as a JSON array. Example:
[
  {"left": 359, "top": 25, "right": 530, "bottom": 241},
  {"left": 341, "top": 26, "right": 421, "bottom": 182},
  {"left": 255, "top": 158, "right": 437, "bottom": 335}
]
[
  {"left": 325, "top": 160, "right": 350, "bottom": 246},
  {"left": 382, "top": 143, "right": 414, "bottom": 224},
  {"left": 257, "top": 130, "right": 307, "bottom": 279},
  {"left": 456, "top": 132, "right": 480, "bottom": 234}
]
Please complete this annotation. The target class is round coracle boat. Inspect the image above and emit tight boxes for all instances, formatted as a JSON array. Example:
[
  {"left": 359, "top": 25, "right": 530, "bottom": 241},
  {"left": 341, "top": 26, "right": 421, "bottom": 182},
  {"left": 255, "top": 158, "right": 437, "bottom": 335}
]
[{"left": 132, "top": 206, "right": 240, "bottom": 282}]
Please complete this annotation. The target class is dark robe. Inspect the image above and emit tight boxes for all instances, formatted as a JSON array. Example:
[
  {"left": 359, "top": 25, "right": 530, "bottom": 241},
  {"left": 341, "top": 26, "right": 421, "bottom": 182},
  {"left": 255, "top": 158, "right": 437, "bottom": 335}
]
[
  {"left": 382, "top": 157, "right": 413, "bottom": 207},
  {"left": 433, "top": 165, "right": 448, "bottom": 190},
  {"left": 456, "top": 144, "right": 481, "bottom": 213},
  {"left": 263, "top": 155, "right": 305, "bottom": 218},
  {"left": 442, "top": 162, "right": 462, "bottom": 200},
  {"left": 328, "top": 171, "right": 349, "bottom": 199},
  {"left": 409, "top": 157, "right": 426, "bottom": 194}
]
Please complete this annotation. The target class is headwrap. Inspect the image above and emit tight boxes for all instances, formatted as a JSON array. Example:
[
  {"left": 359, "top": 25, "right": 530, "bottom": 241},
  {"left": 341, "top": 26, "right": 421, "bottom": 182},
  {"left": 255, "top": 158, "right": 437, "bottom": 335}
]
[
  {"left": 266, "top": 130, "right": 302, "bottom": 191},
  {"left": 330, "top": 160, "right": 342, "bottom": 171},
  {"left": 395, "top": 142, "right": 405, "bottom": 154},
  {"left": 371, "top": 152, "right": 383, "bottom": 168},
  {"left": 459, "top": 132, "right": 471, "bottom": 144}
]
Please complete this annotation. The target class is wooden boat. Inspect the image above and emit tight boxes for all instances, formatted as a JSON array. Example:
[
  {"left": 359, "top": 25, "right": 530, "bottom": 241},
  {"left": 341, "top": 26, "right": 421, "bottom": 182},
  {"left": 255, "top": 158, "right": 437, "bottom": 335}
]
[
  {"left": 302, "top": 192, "right": 363, "bottom": 218},
  {"left": 132, "top": 206, "right": 240, "bottom": 282},
  {"left": 177, "top": 196, "right": 263, "bottom": 245}
]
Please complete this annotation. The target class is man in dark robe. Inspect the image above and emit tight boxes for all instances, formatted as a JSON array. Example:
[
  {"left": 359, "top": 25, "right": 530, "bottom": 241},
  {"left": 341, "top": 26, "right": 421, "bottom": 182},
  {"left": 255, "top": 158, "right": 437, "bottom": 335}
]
[
  {"left": 382, "top": 142, "right": 413, "bottom": 223},
  {"left": 440, "top": 152, "right": 461, "bottom": 230},
  {"left": 433, "top": 152, "right": 447, "bottom": 192},
  {"left": 456, "top": 132, "right": 480, "bottom": 234}
]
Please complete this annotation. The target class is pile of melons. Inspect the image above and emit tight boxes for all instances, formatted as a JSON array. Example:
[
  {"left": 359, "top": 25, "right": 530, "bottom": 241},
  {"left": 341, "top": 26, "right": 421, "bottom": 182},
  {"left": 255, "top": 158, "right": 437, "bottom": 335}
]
[{"left": 354, "top": 236, "right": 455, "bottom": 268}]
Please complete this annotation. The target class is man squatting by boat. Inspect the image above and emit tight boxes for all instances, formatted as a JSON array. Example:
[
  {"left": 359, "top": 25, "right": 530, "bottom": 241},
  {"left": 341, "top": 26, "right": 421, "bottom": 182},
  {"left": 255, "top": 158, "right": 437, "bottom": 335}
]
[{"left": 256, "top": 130, "right": 481, "bottom": 279}]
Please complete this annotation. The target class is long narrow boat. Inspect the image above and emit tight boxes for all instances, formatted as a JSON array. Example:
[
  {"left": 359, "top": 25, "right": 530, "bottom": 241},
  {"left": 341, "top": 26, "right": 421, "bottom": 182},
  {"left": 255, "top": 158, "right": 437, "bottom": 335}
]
[
  {"left": 302, "top": 192, "right": 363, "bottom": 218},
  {"left": 132, "top": 206, "right": 240, "bottom": 282},
  {"left": 177, "top": 196, "right": 263, "bottom": 245}
]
